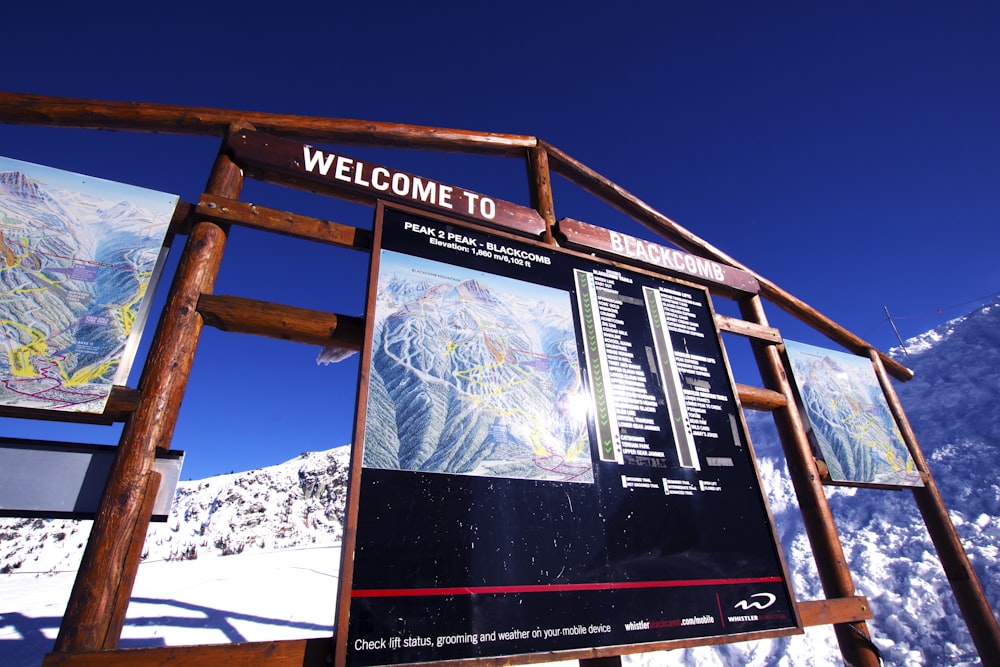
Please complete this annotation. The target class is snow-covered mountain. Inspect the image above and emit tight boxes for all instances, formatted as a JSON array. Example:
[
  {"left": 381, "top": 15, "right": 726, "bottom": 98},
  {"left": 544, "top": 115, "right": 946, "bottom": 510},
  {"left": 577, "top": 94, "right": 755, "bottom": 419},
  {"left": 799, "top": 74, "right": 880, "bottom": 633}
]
[{"left": 2, "top": 299, "right": 999, "bottom": 666}]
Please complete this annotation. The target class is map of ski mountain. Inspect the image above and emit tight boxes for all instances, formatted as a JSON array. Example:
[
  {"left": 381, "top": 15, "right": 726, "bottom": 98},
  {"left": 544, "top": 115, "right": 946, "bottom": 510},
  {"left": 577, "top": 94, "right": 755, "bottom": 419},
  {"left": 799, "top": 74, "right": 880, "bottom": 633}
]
[
  {"left": 0, "top": 157, "right": 177, "bottom": 413},
  {"left": 784, "top": 340, "right": 922, "bottom": 487},
  {"left": 364, "top": 250, "right": 594, "bottom": 483}
]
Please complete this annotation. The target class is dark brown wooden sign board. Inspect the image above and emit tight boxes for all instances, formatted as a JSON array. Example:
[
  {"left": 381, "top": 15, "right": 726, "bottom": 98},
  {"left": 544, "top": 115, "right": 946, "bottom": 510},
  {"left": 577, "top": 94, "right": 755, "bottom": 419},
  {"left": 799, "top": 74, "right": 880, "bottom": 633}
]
[
  {"left": 227, "top": 130, "right": 547, "bottom": 237},
  {"left": 335, "top": 203, "right": 800, "bottom": 666},
  {"left": 556, "top": 217, "right": 760, "bottom": 297}
]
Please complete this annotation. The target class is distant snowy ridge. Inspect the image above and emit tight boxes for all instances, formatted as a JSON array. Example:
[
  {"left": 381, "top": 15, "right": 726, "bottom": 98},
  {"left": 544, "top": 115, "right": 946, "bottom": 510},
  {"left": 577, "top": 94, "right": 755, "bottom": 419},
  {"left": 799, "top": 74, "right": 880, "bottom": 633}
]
[{"left": 891, "top": 298, "right": 1000, "bottom": 357}]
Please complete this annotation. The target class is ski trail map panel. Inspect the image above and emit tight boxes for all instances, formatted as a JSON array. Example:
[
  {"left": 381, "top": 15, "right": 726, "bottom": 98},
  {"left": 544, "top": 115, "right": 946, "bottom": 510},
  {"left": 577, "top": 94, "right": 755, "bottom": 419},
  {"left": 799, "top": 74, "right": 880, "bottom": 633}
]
[
  {"left": 0, "top": 156, "right": 177, "bottom": 414},
  {"left": 784, "top": 339, "right": 923, "bottom": 488},
  {"left": 344, "top": 206, "right": 798, "bottom": 666}
]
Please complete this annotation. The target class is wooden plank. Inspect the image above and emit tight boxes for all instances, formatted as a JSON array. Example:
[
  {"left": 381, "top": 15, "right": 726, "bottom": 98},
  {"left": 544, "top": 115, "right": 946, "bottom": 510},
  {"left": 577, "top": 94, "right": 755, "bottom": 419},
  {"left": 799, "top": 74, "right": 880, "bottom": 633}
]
[
  {"left": 736, "top": 383, "right": 787, "bottom": 411},
  {"left": 544, "top": 141, "right": 913, "bottom": 382},
  {"left": 715, "top": 314, "right": 782, "bottom": 343},
  {"left": 104, "top": 386, "right": 142, "bottom": 417},
  {"left": 197, "top": 294, "right": 364, "bottom": 350},
  {"left": 0, "top": 92, "right": 535, "bottom": 156},
  {"left": 558, "top": 217, "right": 759, "bottom": 296},
  {"left": 797, "top": 597, "right": 873, "bottom": 627},
  {"left": 103, "top": 472, "right": 161, "bottom": 648},
  {"left": 195, "top": 195, "right": 371, "bottom": 250},
  {"left": 227, "top": 130, "right": 547, "bottom": 237},
  {"left": 42, "top": 638, "right": 332, "bottom": 667}
]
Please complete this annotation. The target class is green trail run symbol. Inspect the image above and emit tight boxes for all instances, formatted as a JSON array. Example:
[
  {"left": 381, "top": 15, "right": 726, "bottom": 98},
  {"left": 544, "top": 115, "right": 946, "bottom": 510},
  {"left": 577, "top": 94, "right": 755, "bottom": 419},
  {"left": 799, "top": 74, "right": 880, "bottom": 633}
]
[{"left": 575, "top": 270, "right": 616, "bottom": 462}]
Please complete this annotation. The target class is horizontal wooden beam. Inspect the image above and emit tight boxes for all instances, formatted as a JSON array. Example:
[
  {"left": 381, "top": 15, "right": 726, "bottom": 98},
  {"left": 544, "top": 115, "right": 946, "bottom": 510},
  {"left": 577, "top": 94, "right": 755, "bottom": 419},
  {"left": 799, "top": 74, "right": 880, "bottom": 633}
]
[
  {"left": 0, "top": 92, "right": 536, "bottom": 156},
  {"left": 798, "top": 596, "right": 873, "bottom": 627},
  {"left": 736, "top": 383, "right": 787, "bottom": 411},
  {"left": 40, "top": 622, "right": 809, "bottom": 667},
  {"left": 42, "top": 637, "right": 332, "bottom": 667},
  {"left": 40, "top": 582, "right": 870, "bottom": 665},
  {"left": 197, "top": 294, "right": 364, "bottom": 350},
  {"left": 30, "top": 597, "right": 870, "bottom": 667},
  {"left": 103, "top": 386, "right": 142, "bottom": 419},
  {"left": 716, "top": 314, "right": 782, "bottom": 343},
  {"left": 195, "top": 195, "right": 371, "bottom": 250}
]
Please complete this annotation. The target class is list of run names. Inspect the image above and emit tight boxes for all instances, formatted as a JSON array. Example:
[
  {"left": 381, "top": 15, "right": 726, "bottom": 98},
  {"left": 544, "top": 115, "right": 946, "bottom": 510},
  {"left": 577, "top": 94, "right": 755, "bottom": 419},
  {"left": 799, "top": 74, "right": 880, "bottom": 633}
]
[{"left": 592, "top": 270, "right": 724, "bottom": 463}]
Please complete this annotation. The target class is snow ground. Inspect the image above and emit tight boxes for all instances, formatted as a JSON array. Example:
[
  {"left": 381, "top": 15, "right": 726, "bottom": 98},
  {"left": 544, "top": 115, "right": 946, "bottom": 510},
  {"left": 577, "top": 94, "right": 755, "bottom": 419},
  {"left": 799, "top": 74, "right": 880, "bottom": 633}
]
[{"left": 2, "top": 546, "right": 340, "bottom": 667}]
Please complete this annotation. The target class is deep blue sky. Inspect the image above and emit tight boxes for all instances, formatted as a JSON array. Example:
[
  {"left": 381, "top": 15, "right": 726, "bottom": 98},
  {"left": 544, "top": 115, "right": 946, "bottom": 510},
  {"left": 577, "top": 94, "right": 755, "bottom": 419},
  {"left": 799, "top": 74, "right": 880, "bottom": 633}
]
[{"left": 2, "top": 2, "right": 998, "bottom": 479}]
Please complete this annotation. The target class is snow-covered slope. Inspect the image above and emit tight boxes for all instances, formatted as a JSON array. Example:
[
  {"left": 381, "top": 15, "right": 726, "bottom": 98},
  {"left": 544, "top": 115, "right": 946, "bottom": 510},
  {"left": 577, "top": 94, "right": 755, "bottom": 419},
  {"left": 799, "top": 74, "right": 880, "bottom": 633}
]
[
  {"left": 1, "top": 448, "right": 350, "bottom": 573},
  {"left": 2, "top": 300, "right": 999, "bottom": 666}
]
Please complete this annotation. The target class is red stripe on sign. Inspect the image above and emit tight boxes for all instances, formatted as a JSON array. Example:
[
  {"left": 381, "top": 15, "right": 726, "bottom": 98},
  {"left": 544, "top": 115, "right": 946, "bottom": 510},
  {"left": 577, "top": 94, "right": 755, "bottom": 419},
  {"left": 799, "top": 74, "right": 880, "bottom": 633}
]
[{"left": 352, "top": 576, "right": 783, "bottom": 598}]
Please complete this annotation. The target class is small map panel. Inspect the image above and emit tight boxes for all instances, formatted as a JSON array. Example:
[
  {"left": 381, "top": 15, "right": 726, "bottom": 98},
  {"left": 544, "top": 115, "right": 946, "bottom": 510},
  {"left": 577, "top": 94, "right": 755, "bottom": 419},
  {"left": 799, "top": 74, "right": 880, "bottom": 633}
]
[
  {"left": 784, "top": 339, "right": 923, "bottom": 487},
  {"left": 365, "top": 251, "right": 593, "bottom": 483},
  {"left": 0, "top": 157, "right": 177, "bottom": 413}
]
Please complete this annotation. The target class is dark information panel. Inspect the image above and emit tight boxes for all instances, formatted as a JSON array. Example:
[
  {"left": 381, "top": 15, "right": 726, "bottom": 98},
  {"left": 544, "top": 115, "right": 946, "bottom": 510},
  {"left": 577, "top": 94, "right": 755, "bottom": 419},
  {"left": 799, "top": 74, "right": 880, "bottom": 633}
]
[{"left": 343, "top": 207, "right": 797, "bottom": 665}]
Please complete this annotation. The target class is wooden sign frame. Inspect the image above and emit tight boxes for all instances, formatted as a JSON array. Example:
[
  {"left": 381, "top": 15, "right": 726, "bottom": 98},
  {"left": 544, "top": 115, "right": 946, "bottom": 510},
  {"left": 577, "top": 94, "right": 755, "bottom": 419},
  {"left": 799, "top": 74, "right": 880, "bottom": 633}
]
[{"left": 0, "top": 92, "right": 991, "bottom": 667}]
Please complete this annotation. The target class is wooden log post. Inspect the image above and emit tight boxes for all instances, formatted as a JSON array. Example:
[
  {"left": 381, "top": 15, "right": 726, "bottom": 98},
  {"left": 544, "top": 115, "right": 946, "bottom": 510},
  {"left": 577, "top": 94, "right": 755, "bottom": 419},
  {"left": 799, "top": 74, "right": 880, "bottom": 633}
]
[
  {"left": 739, "top": 296, "right": 881, "bottom": 667},
  {"left": 869, "top": 351, "right": 1000, "bottom": 665},
  {"left": 102, "top": 471, "right": 161, "bottom": 649},
  {"left": 51, "top": 128, "right": 245, "bottom": 653},
  {"left": 526, "top": 144, "right": 557, "bottom": 244}
]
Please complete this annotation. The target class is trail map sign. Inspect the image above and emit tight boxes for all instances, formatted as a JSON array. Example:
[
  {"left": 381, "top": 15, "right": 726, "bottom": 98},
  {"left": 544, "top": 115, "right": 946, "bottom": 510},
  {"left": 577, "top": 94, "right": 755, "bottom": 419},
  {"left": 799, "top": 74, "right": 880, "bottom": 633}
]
[
  {"left": 784, "top": 339, "right": 922, "bottom": 488},
  {"left": 340, "top": 205, "right": 798, "bottom": 665},
  {"left": 0, "top": 156, "right": 176, "bottom": 413}
]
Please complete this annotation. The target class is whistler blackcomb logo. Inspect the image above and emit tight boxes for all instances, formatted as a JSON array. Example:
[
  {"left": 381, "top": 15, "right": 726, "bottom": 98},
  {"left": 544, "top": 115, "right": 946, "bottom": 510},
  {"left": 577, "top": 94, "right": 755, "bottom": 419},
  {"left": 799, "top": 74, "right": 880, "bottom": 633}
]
[{"left": 733, "top": 592, "right": 777, "bottom": 611}]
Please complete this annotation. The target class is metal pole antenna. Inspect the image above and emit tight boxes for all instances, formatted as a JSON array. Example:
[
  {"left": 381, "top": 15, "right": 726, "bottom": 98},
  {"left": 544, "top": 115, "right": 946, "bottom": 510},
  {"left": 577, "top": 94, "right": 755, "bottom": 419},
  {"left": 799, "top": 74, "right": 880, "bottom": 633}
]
[{"left": 884, "top": 305, "right": 908, "bottom": 356}]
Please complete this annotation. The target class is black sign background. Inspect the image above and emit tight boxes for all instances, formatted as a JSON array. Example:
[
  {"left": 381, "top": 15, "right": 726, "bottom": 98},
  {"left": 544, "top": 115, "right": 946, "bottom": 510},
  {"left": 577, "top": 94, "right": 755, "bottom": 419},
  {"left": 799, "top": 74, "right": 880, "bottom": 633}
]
[{"left": 343, "top": 207, "right": 797, "bottom": 665}]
